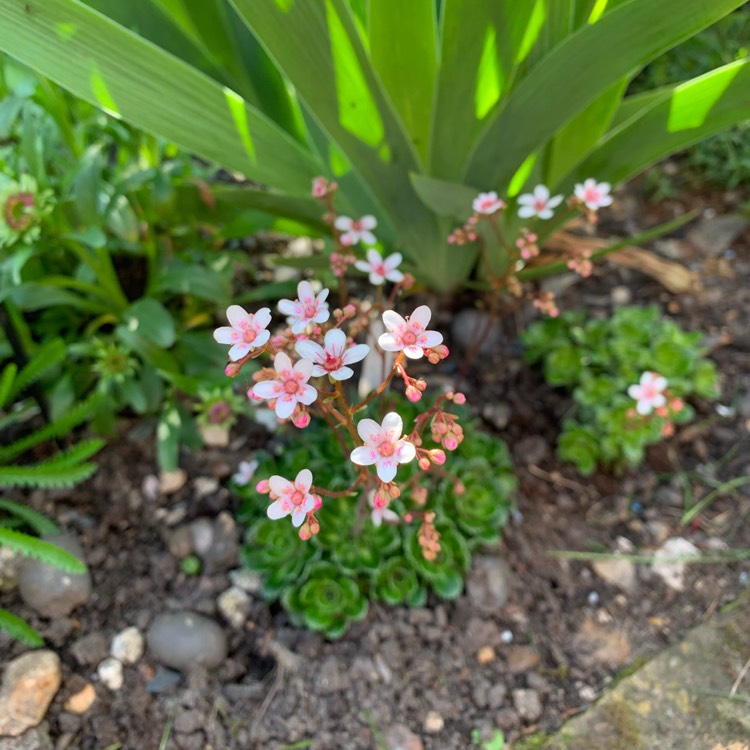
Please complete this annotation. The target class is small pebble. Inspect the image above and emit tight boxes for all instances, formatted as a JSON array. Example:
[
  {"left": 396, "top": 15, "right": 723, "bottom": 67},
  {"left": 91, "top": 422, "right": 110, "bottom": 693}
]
[
  {"left": 715, "top": 404, "right": 733, "bottom": 417},
  {"left": 111, "top": 626, "right": 144, "bottom": 665},
  {"left": 477, "top": 646, "right": 496, "bottom": 665},
  {"left": 587, "top": 591, "right": 600, "bottom": 606},
  {"left": 423, "top": 710, "right": 444, "bottom": 734},
  {"left": 739, "top": 571, "right": 749, "bottom": 586},
  {"left": 97, "top": 658, "right": 124, "bottom": 691},
  {"left": 228, "top": 569, "right": 262, "bottom": 595},
  {"left": 63, "top": 682, "right": 96, "bottom": 714},
  {"left": 500, "top": 629, "right": 513, "bottom": 644},
  {"left": 159, "top": 469, "right": 187, "bottom": 495},
  {"left": 147, "top": 611, "right": 227, "bottom": 672},
  {"left": 217, "top": 586, "right": 251, "bottom": 629}
]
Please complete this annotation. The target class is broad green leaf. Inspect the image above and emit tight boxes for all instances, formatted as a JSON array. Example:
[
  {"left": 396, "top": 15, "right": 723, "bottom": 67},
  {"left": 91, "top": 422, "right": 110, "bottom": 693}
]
[
  {"left": 465, "top": 0, "right": 747, "bottom": 189},
  {"left": 153, "top": 259, "right": 231, "bottom": 303},
  {"left": 122, "top": 299, "right": 176, "bottom": 349},
  {"left": 229, "top": 0, "right": 443, "bottom": 278},
  {"left": 410, "top": 174, "right": 480, "bottom": 219},
  {"left": 570, "top": 59, "right": 750, "bottom": 187},
  {"left": 0, "top": 0, "right": 322, "bottom": 195},
  {"left": 369, "top": 0, "right": 437, "bottom": 164}
]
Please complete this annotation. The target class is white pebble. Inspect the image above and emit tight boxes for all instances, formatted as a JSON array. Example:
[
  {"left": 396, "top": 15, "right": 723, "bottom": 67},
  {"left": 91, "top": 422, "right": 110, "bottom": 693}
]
[
  {"left": 587, "top": 591, "right": 600, "bottom": 606},
  {"left": 111, "top": 626, "right": 144, "bottom": 665},
  {"left": 739, "top": 571, "right": 749, "bottom": 586},
  {"left": 423, "top": 710, "right": 444, "bottom": 734},
  {"left": 500, "top": 629, "right": 514, "bottom": 644},
  {"left": 97, "top": 657, "right": 124, "bottom": 691},
  {"left": 217, "top": 586, "right": 251, "bottom": 629}
]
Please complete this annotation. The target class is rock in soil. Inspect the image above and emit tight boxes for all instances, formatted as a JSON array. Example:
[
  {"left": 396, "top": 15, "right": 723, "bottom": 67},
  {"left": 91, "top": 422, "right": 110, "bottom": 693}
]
[
  {"left": 651, "top": 537, "right": 701, "bottom": 592},
  {"left": 146, "top": 611, "right": 227, "bottom": 672},
  {"left": 68, "top": 632, "right": 108, "bottom": 667},
  {"left": 0, "top": 723, "right": 53, "bottom": 750},
  {"left": 512, "top": 688, "right": 543, "bottom": 722},
  {"left": 96, "top": 658, "right": 124, "bottom": 691},
  {"left": 0, "top": 650, "right": 61, "bottom": 736},
  {"left": 110, "top": 626, "right": 145, "bottom": 665},
  {"left": 384, "top": 724, "right": 424, "bottom": 750},
  {"left": 466, "top": 556, "right": 511, "bottom": 613},
  {"left": 592, "top": 557, "right": 638, "bottom": 592},
  {"left": 216, "top": 586, "right": 251, "bottom": 629},
  {"left": 17, "top": 533, "right": 91, "bottom": 618},
  {"left": 63, "top": 683, "right": 96, "bottom": 715}
]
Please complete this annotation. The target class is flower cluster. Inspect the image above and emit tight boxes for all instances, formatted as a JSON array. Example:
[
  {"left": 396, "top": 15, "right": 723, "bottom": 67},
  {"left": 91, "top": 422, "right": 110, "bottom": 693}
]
[
  {"left": 214, "top": 193, "right": 464, "bottom": 546},
  {"left": 627, "top": 371, "right": 684, "bottom": 437}
]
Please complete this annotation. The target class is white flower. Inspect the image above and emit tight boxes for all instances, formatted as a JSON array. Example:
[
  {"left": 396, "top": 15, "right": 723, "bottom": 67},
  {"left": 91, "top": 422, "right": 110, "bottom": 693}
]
[
  {"left": 232, "top": 459, "right": 258, "bottom": 486},
  {"left": 252, "top": 352, "right": 318, "bottom": 419},
  {"left": 472, "top": 191, "right": 505, "bottom": 215},
  {"left": 334, "top": 214, "right": 377, "bottom": 246},
  {"left": 517, "top": 184, "right": 564, "bottom": 220},
  {"left": 213, "top": 305, "right": 272, "bottom": 361},
  {"left": 277, "top": 280, "right": 330, "bottom": 334},
  {"left": 295, "top": 328, "right": 370, "bottom": 381},
  {"left": 350, "top": 412, "right": 416, "bottom": 483},
  {"left": 574, "top": 179, "right": 613, "bottom": 211},
  {"left": 378, "top": 305, "right": 443, "bottom": 360},
  {"left": 267, "top": 469, "right": 316, "bottom": 528},
  {"left": 627, "top": 372, "right": 668, "bottom": 415},
  {"left": 354, "top": 249, "right": 404, "bottom": 286},
  {"left": 368, "top": 491, "right": 399, "bottom": 527}
]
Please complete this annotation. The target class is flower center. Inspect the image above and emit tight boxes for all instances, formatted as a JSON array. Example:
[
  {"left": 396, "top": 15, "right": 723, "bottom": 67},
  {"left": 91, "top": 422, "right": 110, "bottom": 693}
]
[
  {"left": 283, "top": 378, "right": 299, "bottom": 395},
  {"left": 243, "top": 327, "right": 257, "bottom": 344},
  {"left": 291, "top": 490, "right": 306, "bottom": 506},
  {"left": 352, "top": 220, "right": 362, "bottom": 231},
  {"left": 303, "top": 302, "right": 318, "bottom": 318},
  {"left": 324, "top": 353, "right": 343, "bottom": 372},
  {"left": 534, "top": 199, "right": 547, "bottom": 211},
  {"left": 378, "top": 441, "right": 395, "bottom": 458},
  {"left": 584, "top": 188, "right": 600, "bottom": 203},
  {"left": 4, "top": 193, "right": 35, "bottom": 230},
  {"left": 401, "top": 330, "right": 418, "bottom": 346}
]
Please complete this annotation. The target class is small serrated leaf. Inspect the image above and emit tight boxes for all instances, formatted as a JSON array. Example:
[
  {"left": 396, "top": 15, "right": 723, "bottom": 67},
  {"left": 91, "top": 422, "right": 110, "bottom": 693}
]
[
  {"left": 0, "top": 528, "right": 87, "bottom": 573},
  {"left": 0, "top": 608, "right": 44, "bottom": 647}
]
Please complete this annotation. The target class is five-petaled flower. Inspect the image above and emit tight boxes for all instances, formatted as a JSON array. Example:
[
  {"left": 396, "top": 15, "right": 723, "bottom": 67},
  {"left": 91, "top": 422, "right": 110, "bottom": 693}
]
[
  {"left": 252, "top": 352, "right": 318, "bottom": 419},
  {"left": 628, "top": 372, "right": 668, "bottom": 415},
  {"left": 267, "top": 469, "right": 317, "bottom": 528},
  {"left": 574, "top": 179, "right": 613, "bottom": 211},
  {"left": 232, "top": 459, "right": 258, "bottom": 487},
  {"left": 354, "top": 249, "right": 404, "bottom": 286},
  {"left": 472, "top": 191, "right": 506, "bottom": 215},
  {"left": 334, "top": 214, "right": 377, "bottom": 246},
  {"left": 378, "top": 305, "right": 443, "bottom": 360},
  {"left": 368, "top": 491, "right": 399, "bottom": 527},
  {"left": 517, "top": 184, "right": 563, "bottom": 220},
  {"left": 278, "top": 280, "right": 330, "bottom": 334},
  {"left": 213, "top": 305, "right": 272, "bottom": 361},
  {"left": 295, "top": 328, "right": 369, "bottom": 381},
  {"left": 350, "top": 412, "right": 416, "bottom": 483}
]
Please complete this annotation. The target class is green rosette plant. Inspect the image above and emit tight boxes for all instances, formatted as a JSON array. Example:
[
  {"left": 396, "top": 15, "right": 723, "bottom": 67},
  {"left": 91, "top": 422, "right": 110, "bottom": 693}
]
[
  {"left": 523, "top": 306, "right": 719, "bottom": 475},
  {"left": 372, "top": 557, "right": 427, "bottom": 608},
  {"left": 282, "top": 561, "right": 368, "bottom": 640}
]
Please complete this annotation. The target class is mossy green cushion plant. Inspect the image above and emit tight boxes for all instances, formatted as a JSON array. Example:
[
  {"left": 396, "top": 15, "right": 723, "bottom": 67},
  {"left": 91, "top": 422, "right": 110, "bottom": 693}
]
[
  {"left": 237, "top": 404, "right": 516, "bottom": 639},
  {"left": 522, "top": 306, "right": 719, "bottom": 475}
]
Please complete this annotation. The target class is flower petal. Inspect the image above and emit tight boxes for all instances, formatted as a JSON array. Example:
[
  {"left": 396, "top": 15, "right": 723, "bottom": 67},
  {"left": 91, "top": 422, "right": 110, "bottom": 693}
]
[
  {"left": 381, "top": 412, "right": 403, "bottom": 442},
  {"left": 275, "top": 394, "right": 297, "bottom": 419},
  {"left": 419, "top": 330, "right": 443, "bottom": 348},
  {"left": 534, "top": 184, "right": 550, "bottom": 201},
  {"left": 369, "top": 272, "right": 385, "bottom": 286},
  {"left": 293, "top": 357, "right": 314, "bottom": 379},
  {"left": 213, "top": 326, "right": 235, "bottom": 344},
  {"left": 517, "top": 205, "right": 537, "bottom": 218},
  {"left": 354, "top": 260, "right": 371, "bottom": 273},
  {"left": 323, "top": 328, "right": 346, "bottom": 353},
  {"left": 295, "top": 339, "right": 324, "bottom": 362},
  {"left": 297, "top": 384, "right": 318, "bottom": 405},
  {"left": 409, "top": 305, "right": 432, "bottom": 329},
  {"left": 269, "top": 475, "right": 294, "bottom": 496},
  {"left": 226, "top": 305, "right": 249, "bottom": 328},
  {"left": 351, "top": 445, "right": 377, "bottom": 466},
  {"left": 360, "top": 215, "right": 377, "bottom": 230},
  {"left": 253, "top": 330, "right": 271, "bottom": 349},
  {"left": 295, "top": 469, "right": 313, "bottom": 492},
  {"left": 366, "top": 248, "right": 382, "bottom": 266},
  {"left": 357, "top": 418, "right": 381, "bottom": 443},
  {"left": 402, "top": 345, "right": 424, "bottom": 359},
  {"left": 378, "top": 333, "right": 401, "bottom": 352},
  {"left": 395, "top": 440, "right": 416, "bottom": 464},
  {"left": 228, "top": 342, "right": 250, "bottom": 361},
  {"left": 274, "top": 351, "right": 293, "bottom": 373},
  {"left": 342, "top": 343, "right": 369, "bottom": 365},
  {"left": 375, "top": 458, "right": 397, "bottom": 483},
  {"left": 297, "top": 280, "right": 314, "bottom": 300},
  {"left": 277, "top": 299, "right": 297, "bottom": 315},
  {"left": 267, "top": 498, "right": 291, "bottom": 520},
  {"left": 334, "top": 215, "right": 352, "bottom": 231},
  {"left": 253, "top": 380, "right": 281, "bottom": 399},
  {"left": 361, "top": 230, "right": 377, "bottom": 245},
  {"left": 330, "top": 366, "right": 354, "bottom": 381},
  {"left": 291, "top": 506, "right": 307, "bottom": 527}
]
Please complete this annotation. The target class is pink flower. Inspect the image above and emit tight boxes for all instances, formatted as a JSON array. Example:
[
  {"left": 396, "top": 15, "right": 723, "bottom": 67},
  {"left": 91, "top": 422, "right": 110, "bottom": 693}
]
[
  {"left": 295, "top": 328, "right": 369, "bottom": 381},
  {"left": 574, "top": 179, "right": 613, "bottom": 210},
  {"left": 334, "top": 214, "right": 377, "bottom": 246},
  {"left": 472, "top": 191, "right": 505, "bottom": 215},
  {"left": 213, "top": 305, "right": 272, "bottom": 361},
  {"left": 368, "top": 491, "right": 399, "bottom": 527},
  {"left": 628, "top": 372, "right": 668, "bottom": 415},
  {"left": 311, "top": 176, "right": 330, "bottom": 198},
  {"left": 277, "top": 280, "right": 330, "bottom": 334},
  {"left": 251, "top": 352, "right": 318, "bottom": 419},
  {"left": 378, "top": 305, "right": 443, "bottom": 360},
  {"left": 232, "top": 459, "right": 258, "bottom": 486},
  {"left": 267, "top": 469, "right": 316, "bottom": 528},
  {"left": 354, "top": 249, "right": 404, "bottom": 286},
  {"left": 517, "top": 185, "right": 563, "bottom": 220},
  {"left": 350, "top": 412, "right": 416, "bottom": 483}
]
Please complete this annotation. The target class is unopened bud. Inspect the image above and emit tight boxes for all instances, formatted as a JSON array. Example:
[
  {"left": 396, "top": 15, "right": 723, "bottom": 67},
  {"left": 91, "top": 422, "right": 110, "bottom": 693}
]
[
  {"left": 670, "top": 398, "right": 684, "bottom": 412},
  {"left": 443, "top": 435, "right": 459, "bottom": 451},
  {"left": 415, "top": 379, "right": 427, "bottom": 392},
  {"left": 312, "top": 494, "right": 323, "bottom": 511},
  {"left": 452, "top": 392, "right": 466, "bottom": 405},
  {"left": 418, "top": 457, "right": 430, "bottom": 471},
  {"left": 343, "top": 304, "right": 356, "bottom": 317},
  {"left": 405, "top": 385, "right": 422, "bottom": 402},
  {"left": 298, "top": 523, "right": 312, "bottom": 541},
  {"left": 293, "top": 410, "right": 311, "bottom": 429},
  {"left": 429, "top": 449, "right": 446, "bottom": 465},
  {"left": 224, "top": 362, "right": 241, "bottom": 378},
  {"left": 412, "top": 487, "right": 428, "bottom": 505},
  {"left": 401, "top": 273, "right": 415, "bottom": 290},
  {"left": 308, "top": 516, "right": 320, "bottom": 535},
  {"left": 373, "top": 490, "right": 389, "bottom": 509},
  {"left": 387, "top": 483, "right": 401, "bottom": 499},
  {"left": 453, "top": 481, "right": 465, "bottom": 495},
  {"left": 256, "top": 479, "right": 271, "bottom": 494}
]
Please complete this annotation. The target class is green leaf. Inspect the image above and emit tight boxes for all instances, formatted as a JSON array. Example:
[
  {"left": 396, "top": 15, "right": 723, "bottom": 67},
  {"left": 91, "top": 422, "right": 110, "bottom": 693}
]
[
  {"left": 157, "top": 404, "right": 181, "bottom": 472},
  {"left": 0, "top": 0, "right": 323, "bottom": 195},
  {"left": 9, "top": 338, "right": 66, "bottom": 403},
  {"left": 0, "top": 608, "right": 44, "bottom": 647},
  {"left": 465, "top": 0, "right": 747, "bottom": 188},
  {"left": 0, "top": 528, "right": 87, "bottom": 573},
  {"left": 0, "top": 363, "right": 17, "bottom": 410},
  {"left": 0, "top": 462, "right": 99, "bottom": 489},
  {"left": 570, "top": 59, "right": 750, "bottom": 187},
  {"left": 409, "top": 173, "right": 481, "bottom": 218},
  {"left": 368, "top": 0, "right": 437, "bottom": 164},
  {"left": 0, "top": 499, "right": 59, "bottom": 535},
  {"left": 122, "top": 299, "right": 176, "bottom": 349}
]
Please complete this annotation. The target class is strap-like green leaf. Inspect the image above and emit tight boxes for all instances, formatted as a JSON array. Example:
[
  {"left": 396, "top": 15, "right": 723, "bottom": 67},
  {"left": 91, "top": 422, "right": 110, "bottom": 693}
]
[
  {"left": 465, "top": 0, "right": 747, "bottom": 189},
  {"left": 0, "top": 363, "right": 17, "bottom": 410},
  {"left": 569, "top": 59, "right": 750, "bottom": 188},
  {"left": 9, "top": 338, "right": 66, "bottom": 403},
  {"left": 0, "top": 608, "right": 44, "bottom": 647},
  {"left": 0, "top": 528, "right": 87, "bottom": 573},
  {"left": 369, "top": 0, "right": 437, "bottom": 165},
  {"left": 0, "top": 461, "right": 99, "bottom": 489},
  {"left": 0, "top": 0, "right": 322, "bottom": 195}
]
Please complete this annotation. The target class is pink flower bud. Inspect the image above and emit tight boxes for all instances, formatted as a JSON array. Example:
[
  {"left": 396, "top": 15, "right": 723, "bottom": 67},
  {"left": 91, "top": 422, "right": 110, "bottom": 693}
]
[
  {"left": 313, "top": 494, "right": 323, "bottom": 511},
  {"left": 247, "top": 389, "right": 263, "bottom": 401},
  {"left": 292, "top": 410, "right": 311, "bottom": 429},
  {"left": 443, "top": 435, "right": 459, "bottom": 451},
  {"left": 453, "top": 481, "right": 465, "bottom": 495},
  {"left": 298, "top": 524, "right": 312, "bottom": 541},
  {"left": 256, "top": 479, "right": 270, "bottom": 494},
  {"left": 429, "top": 449, "right": 446, "bottom": 465},
  {"left": 343, "top": 304, "right": 356, "bottom": 317},
  {"left": 418, "top": 457, "right": 430, "bottom": 471},
  {"left": 412, "top": 487, "right": 428, "bottom": 505},
  {"left": 670, "top": 398, "right": 684, "bottom": 412},
  {"left": 270, "top": 335, "right": 286, "bottom": 347},
  {"left": 308, "top": 516, "right": 320, "bottom": 535},
  {"left": 405, "top": 385, "right": 422, "bottom": 402},
  {"left": 655, "top": 406, "right": 669, "bottom": 418},
  {"left": 224, "top": 362, "right": 241, "bottom": 378},
  {"left": 404, "top": 513, "right": 413, "bottom": 523},
  {"left": 373, "top": 490, "right": 389, "bottom": 509},
  {"left": 452, "top": 392, "right": 466, "bottom": 405},
  {"left": 415, "top": 379, "right": 427, "bottom": 392}
]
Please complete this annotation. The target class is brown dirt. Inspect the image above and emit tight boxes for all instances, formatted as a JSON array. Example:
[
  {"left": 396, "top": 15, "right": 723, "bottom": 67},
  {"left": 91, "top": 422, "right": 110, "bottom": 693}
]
[{"left": 1, "top": 185, "right": 750, "bottom": 750}]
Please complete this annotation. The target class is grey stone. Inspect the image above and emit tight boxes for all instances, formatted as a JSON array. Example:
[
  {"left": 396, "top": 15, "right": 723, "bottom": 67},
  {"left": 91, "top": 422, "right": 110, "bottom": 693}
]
[
  {"left": 166, "top": 526, "right": 194, "bottom": 559},
  {"left": 0, "top": 723, "right": 53, "bottom": 750},
  {"left": 201, "top": 512, "right": 239, "bottom": 574},
  {"left": 147, "top": 611, "right": 227, "bottom": 672},
  {"left": 482, "top": 402, "right": 512, "bottom": 430},
  {"left": 227, "top": 568, "right": 262, "bottom": 595},
  {"left": 466, "top": 556, "right": 511, "bottom": 614},
  {"left": 173, "top": 706, "right": 203, "bottom": 734},
  {"left": 189, "top": 518, "right": 214, "bottom": 558},
  {"left": 0, "top": 546, "right": 20, "bottom": 592},
  {"left": 514, "top": 435, "right": 549, "bottom": 465},
  {"left": 110, "top": 626, "right": 144, "bottom": 664},
  {"left": 69, "top": 632, "right": 108, "bottom": 667},
  {"left": 451, "top": 309, "right": 505, "bottom": 354},
  {"left": 687, "top": 214, "right": 748, "bottom": 256},
  {"left": 512, "top": 688, "right": 543, "bottom": 722},
  {"left": 487, "top": 683, "right": 508, "bottom": 710},
  {"left": 17, "top": 533, "right": 91, "bottom": 618}
]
